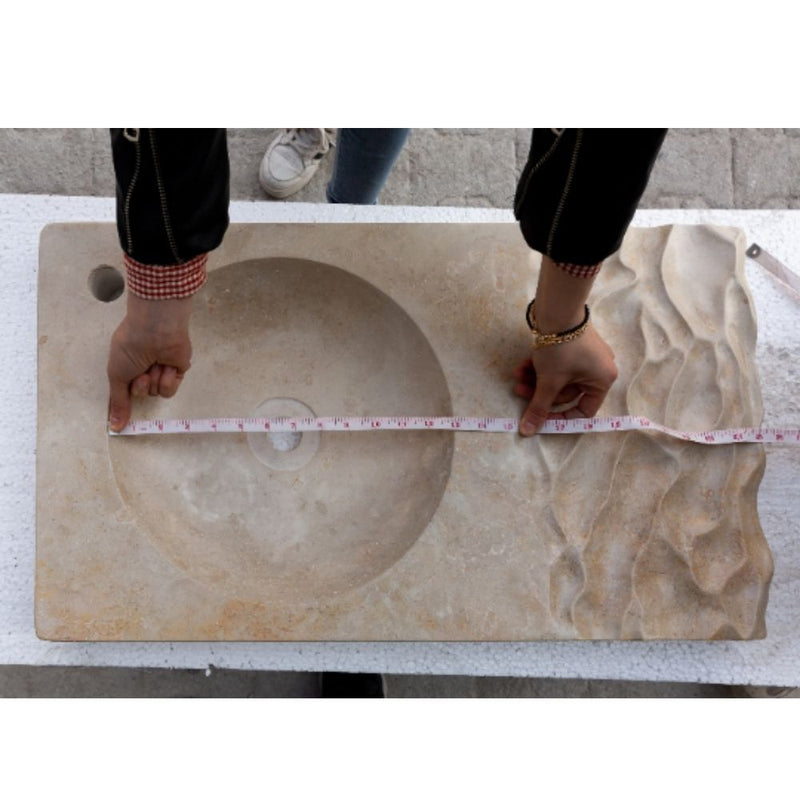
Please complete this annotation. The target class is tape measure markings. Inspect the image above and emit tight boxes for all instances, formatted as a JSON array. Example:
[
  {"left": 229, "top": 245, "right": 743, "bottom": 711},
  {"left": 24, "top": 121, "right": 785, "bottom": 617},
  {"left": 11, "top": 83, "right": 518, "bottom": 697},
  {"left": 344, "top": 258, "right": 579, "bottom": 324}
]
[{"left": 109, "top": 415, "right": 800, "bottom": 445}]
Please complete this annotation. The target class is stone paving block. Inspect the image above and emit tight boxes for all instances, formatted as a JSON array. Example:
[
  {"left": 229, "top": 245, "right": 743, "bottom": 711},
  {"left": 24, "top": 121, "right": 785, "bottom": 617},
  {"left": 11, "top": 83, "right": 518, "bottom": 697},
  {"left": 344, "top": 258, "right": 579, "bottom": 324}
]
[
  {"left": 0, "top": 128, "right": 97, "bottom": 195},
  {"left": 514, "top": 128, "right": 532, "bottom": 180},
  {"left": 643, "top": 194, "right": 718, "bottom": 209},
  {"left": 435, "top": 128, "right": 485, "bottom": 136},
  {"left": 407, "top": 128, "right": 519, "bottom": 208},
  {"left": 733, "top": 128, "right": 800, "bottom": 207},
  {"left": 641, "top": 128, "right": 734, "bottom": 208},
  {"left": 383, "top": 674, "right": 736, "bottom": 698},
  {"left": 0, "top": 665, "right": 321, "bottom": 697},
  {"left": 90, "top": 128, "right": 116, "bottom": 196},
  {"left": 5, "top": 127, "right": 800, "bottom": 211}
]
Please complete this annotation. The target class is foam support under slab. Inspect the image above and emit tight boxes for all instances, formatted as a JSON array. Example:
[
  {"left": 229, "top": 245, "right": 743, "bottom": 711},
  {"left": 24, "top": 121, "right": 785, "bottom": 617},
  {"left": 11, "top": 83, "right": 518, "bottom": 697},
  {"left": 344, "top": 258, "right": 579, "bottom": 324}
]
[{"left": 4, "top": 195, "right": 800, "bottom": 684}]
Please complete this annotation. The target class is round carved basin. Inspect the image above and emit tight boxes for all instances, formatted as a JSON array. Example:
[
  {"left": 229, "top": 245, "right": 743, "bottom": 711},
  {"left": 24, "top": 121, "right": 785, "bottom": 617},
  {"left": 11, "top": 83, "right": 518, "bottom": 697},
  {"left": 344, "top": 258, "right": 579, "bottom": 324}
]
[{"left": 110, "top": 258, "right": 454, "bottom": 602}]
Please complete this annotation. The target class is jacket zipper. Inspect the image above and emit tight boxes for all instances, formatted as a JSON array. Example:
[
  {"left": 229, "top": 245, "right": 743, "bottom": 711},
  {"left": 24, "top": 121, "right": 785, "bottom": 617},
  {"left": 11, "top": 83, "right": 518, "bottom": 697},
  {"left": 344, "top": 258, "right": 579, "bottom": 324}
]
[
  {"left": 122, "top": 128, "right": 141, "bottom": 255},
  {"left": 147, "top": 129, "right": 182, "bottom": 264},
  {"left": 546, "top": 129, "right": 583, "bottom": 257}
]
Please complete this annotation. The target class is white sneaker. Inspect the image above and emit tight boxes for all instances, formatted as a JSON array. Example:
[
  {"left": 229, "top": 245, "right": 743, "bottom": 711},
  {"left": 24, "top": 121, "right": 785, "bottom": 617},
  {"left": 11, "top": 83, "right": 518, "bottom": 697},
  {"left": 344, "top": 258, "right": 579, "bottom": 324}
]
[{"left": 259, "top": 128, "right": 335, "bottom": 198}]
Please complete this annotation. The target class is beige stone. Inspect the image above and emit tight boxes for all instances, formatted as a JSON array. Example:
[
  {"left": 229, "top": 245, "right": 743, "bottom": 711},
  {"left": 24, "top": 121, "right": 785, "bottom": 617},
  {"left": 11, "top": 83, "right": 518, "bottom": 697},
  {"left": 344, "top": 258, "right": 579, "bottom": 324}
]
[{"left": 35, "top": 222, "right": 772, "bottom": 641}]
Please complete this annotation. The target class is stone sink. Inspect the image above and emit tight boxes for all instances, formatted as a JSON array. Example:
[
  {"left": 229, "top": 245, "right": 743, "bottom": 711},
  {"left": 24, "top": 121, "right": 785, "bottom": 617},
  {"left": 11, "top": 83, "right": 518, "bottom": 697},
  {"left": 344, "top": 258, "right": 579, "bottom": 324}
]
[{"left": 35, "top": 222, "right": 772, "bottom": 641}]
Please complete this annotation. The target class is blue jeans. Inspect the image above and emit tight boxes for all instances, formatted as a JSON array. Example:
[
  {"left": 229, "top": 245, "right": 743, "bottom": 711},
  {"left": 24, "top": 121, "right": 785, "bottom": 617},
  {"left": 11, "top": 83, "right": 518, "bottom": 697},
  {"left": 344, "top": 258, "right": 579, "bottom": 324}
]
[{"left": 326, "top": 128, "right": 410, "bottom": 204}]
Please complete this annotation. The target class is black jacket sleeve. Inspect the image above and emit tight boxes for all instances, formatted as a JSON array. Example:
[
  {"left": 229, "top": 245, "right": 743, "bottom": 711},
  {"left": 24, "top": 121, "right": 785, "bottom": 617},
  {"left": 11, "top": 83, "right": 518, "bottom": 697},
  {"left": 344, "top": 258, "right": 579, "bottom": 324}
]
[
  {"left": 514, "top": 129, "right": 667, "bottom": 265},
  {"left": 110, "top": 128, "right": 230, "bottom": 265}
]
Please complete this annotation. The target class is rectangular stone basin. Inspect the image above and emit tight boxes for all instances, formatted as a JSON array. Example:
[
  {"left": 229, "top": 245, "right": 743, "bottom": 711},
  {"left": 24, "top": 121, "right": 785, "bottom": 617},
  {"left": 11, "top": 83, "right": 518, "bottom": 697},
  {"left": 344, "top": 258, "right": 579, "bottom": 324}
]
[{"left": 35, "top": 222, "right": 772, "bottom": 641}]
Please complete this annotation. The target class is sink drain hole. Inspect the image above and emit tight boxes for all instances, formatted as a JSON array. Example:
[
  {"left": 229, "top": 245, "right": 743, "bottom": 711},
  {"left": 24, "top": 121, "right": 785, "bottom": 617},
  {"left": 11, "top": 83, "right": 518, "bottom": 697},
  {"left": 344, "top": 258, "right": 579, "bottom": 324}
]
[
  {"left": 248, "top": 398, "right": 320, "bottom": 471},
  {"left": 89, "top": 265, "right": 125, "bottom": 302},
  {"left": 269, "top": 430, "right": 303, "bottom": 452}
]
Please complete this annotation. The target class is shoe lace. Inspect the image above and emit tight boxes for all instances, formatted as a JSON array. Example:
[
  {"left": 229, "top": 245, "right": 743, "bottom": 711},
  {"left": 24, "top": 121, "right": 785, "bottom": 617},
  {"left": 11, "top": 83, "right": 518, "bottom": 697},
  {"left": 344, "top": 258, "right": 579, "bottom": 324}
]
[{"left": 281, "top": 128, "right": 335, "bottom": 156}]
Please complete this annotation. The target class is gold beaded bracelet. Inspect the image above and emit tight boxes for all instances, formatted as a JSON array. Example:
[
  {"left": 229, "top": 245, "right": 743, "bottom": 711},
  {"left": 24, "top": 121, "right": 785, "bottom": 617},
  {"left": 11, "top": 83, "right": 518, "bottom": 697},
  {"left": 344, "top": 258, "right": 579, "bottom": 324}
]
[{"left": 526, "top": 298, "right": 590, "bottom": 349}]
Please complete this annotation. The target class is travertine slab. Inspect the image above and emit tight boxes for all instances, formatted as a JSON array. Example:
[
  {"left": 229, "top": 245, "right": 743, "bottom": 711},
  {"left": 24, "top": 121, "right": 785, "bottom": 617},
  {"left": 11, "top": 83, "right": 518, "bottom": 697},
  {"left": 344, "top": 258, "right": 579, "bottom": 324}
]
[{"left": 35, "top": 222, "right": 772, "bottom": 640}]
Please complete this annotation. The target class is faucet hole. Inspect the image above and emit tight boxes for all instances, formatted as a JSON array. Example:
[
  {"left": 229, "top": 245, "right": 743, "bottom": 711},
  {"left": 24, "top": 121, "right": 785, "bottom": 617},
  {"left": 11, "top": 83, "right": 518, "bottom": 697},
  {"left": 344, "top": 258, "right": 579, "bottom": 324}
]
[{"left": 89, "top": 265, "right": 125, "bottom": 302}]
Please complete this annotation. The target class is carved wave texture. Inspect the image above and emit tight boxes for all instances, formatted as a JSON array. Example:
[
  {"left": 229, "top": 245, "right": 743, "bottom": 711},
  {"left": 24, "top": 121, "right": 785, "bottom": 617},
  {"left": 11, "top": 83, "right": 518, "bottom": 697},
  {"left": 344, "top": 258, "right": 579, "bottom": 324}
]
[{"left": 546, "top": 225, "right": 772, "bottom": 639}]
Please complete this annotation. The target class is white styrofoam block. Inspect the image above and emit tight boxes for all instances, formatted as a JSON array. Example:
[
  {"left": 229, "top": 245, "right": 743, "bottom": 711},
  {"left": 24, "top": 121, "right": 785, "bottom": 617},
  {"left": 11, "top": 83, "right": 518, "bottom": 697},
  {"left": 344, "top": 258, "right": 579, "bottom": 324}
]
[{"left": 2, "top": 194, "right": 799, "bottom": 684}]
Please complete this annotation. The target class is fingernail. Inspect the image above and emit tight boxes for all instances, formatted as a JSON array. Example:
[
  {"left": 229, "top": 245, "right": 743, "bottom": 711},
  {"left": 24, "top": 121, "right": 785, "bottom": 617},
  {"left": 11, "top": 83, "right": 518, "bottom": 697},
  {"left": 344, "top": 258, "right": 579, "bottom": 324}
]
[{"left": 520, "top": 420, "right": 535, "bottom": 436}]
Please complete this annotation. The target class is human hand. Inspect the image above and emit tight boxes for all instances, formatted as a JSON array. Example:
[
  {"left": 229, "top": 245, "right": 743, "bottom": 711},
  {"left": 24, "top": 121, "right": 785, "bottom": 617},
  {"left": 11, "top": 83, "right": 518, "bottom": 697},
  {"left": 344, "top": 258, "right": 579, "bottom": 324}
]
[
  {"left": 513, "top": 323, "right": 618, "bottom": 436},
  {"left": 107, "top": 295, "right": 193, "bottom": 432}
]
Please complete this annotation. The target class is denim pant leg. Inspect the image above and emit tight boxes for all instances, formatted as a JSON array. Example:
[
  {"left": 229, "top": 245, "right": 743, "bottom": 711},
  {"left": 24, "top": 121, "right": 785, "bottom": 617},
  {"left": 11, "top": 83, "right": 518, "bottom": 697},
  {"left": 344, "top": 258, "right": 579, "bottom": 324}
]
[{"left": 326, "top": 128, "right": 410, "bottom": 204}]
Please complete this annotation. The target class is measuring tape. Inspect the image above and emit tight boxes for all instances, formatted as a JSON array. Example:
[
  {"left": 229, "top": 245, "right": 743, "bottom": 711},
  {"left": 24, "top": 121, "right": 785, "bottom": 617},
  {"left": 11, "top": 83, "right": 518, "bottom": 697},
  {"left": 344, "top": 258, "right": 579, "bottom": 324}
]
[
  {"left": 109, "top": 415, "right": 800, "bottom": 445},
  {"left": 103, "top": 241, "right": 800, "bottom": 446},
  {"left": 107, "top": 242, "right": 800, "bottom": 447}
]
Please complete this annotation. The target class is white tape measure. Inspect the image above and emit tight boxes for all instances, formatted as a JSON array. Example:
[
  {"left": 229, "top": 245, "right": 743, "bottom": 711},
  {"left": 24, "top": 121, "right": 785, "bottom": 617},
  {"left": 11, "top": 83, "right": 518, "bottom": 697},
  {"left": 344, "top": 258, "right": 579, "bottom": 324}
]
[{"left": 109, "top": 415, "right": 800, "bottom": 445}]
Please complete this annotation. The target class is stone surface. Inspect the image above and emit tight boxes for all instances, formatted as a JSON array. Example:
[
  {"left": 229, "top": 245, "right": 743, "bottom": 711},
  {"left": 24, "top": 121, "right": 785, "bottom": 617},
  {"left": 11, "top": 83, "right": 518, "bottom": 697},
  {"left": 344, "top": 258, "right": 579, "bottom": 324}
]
[
  {"left": 405, "top": 128, "right": 518, "bottom": 207},
  {"left": 6, "top": 127, "right": 800, "bottom": 212},
  {"left": 35, "top": 221, "right": 771, "bottom": 641},
  {"left": 0, "top": 129, "right": 98, "bottom": 195},
  {"left": 642, "top": 129, "right": 735, "bottom": 208},
  {"left": 733, "top": 128, "right": 800, "bottom": 208}
]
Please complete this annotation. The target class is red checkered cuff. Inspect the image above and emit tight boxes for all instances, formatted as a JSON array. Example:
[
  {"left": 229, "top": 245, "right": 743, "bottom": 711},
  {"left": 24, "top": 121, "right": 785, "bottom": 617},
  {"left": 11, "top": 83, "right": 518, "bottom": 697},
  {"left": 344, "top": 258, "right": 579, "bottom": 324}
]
[
  {"left": 124, "top": 253, "right": 208, "bottom": 300},
  {"left": 552, "top": 261, "right": 602, "bottom": 279}
]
